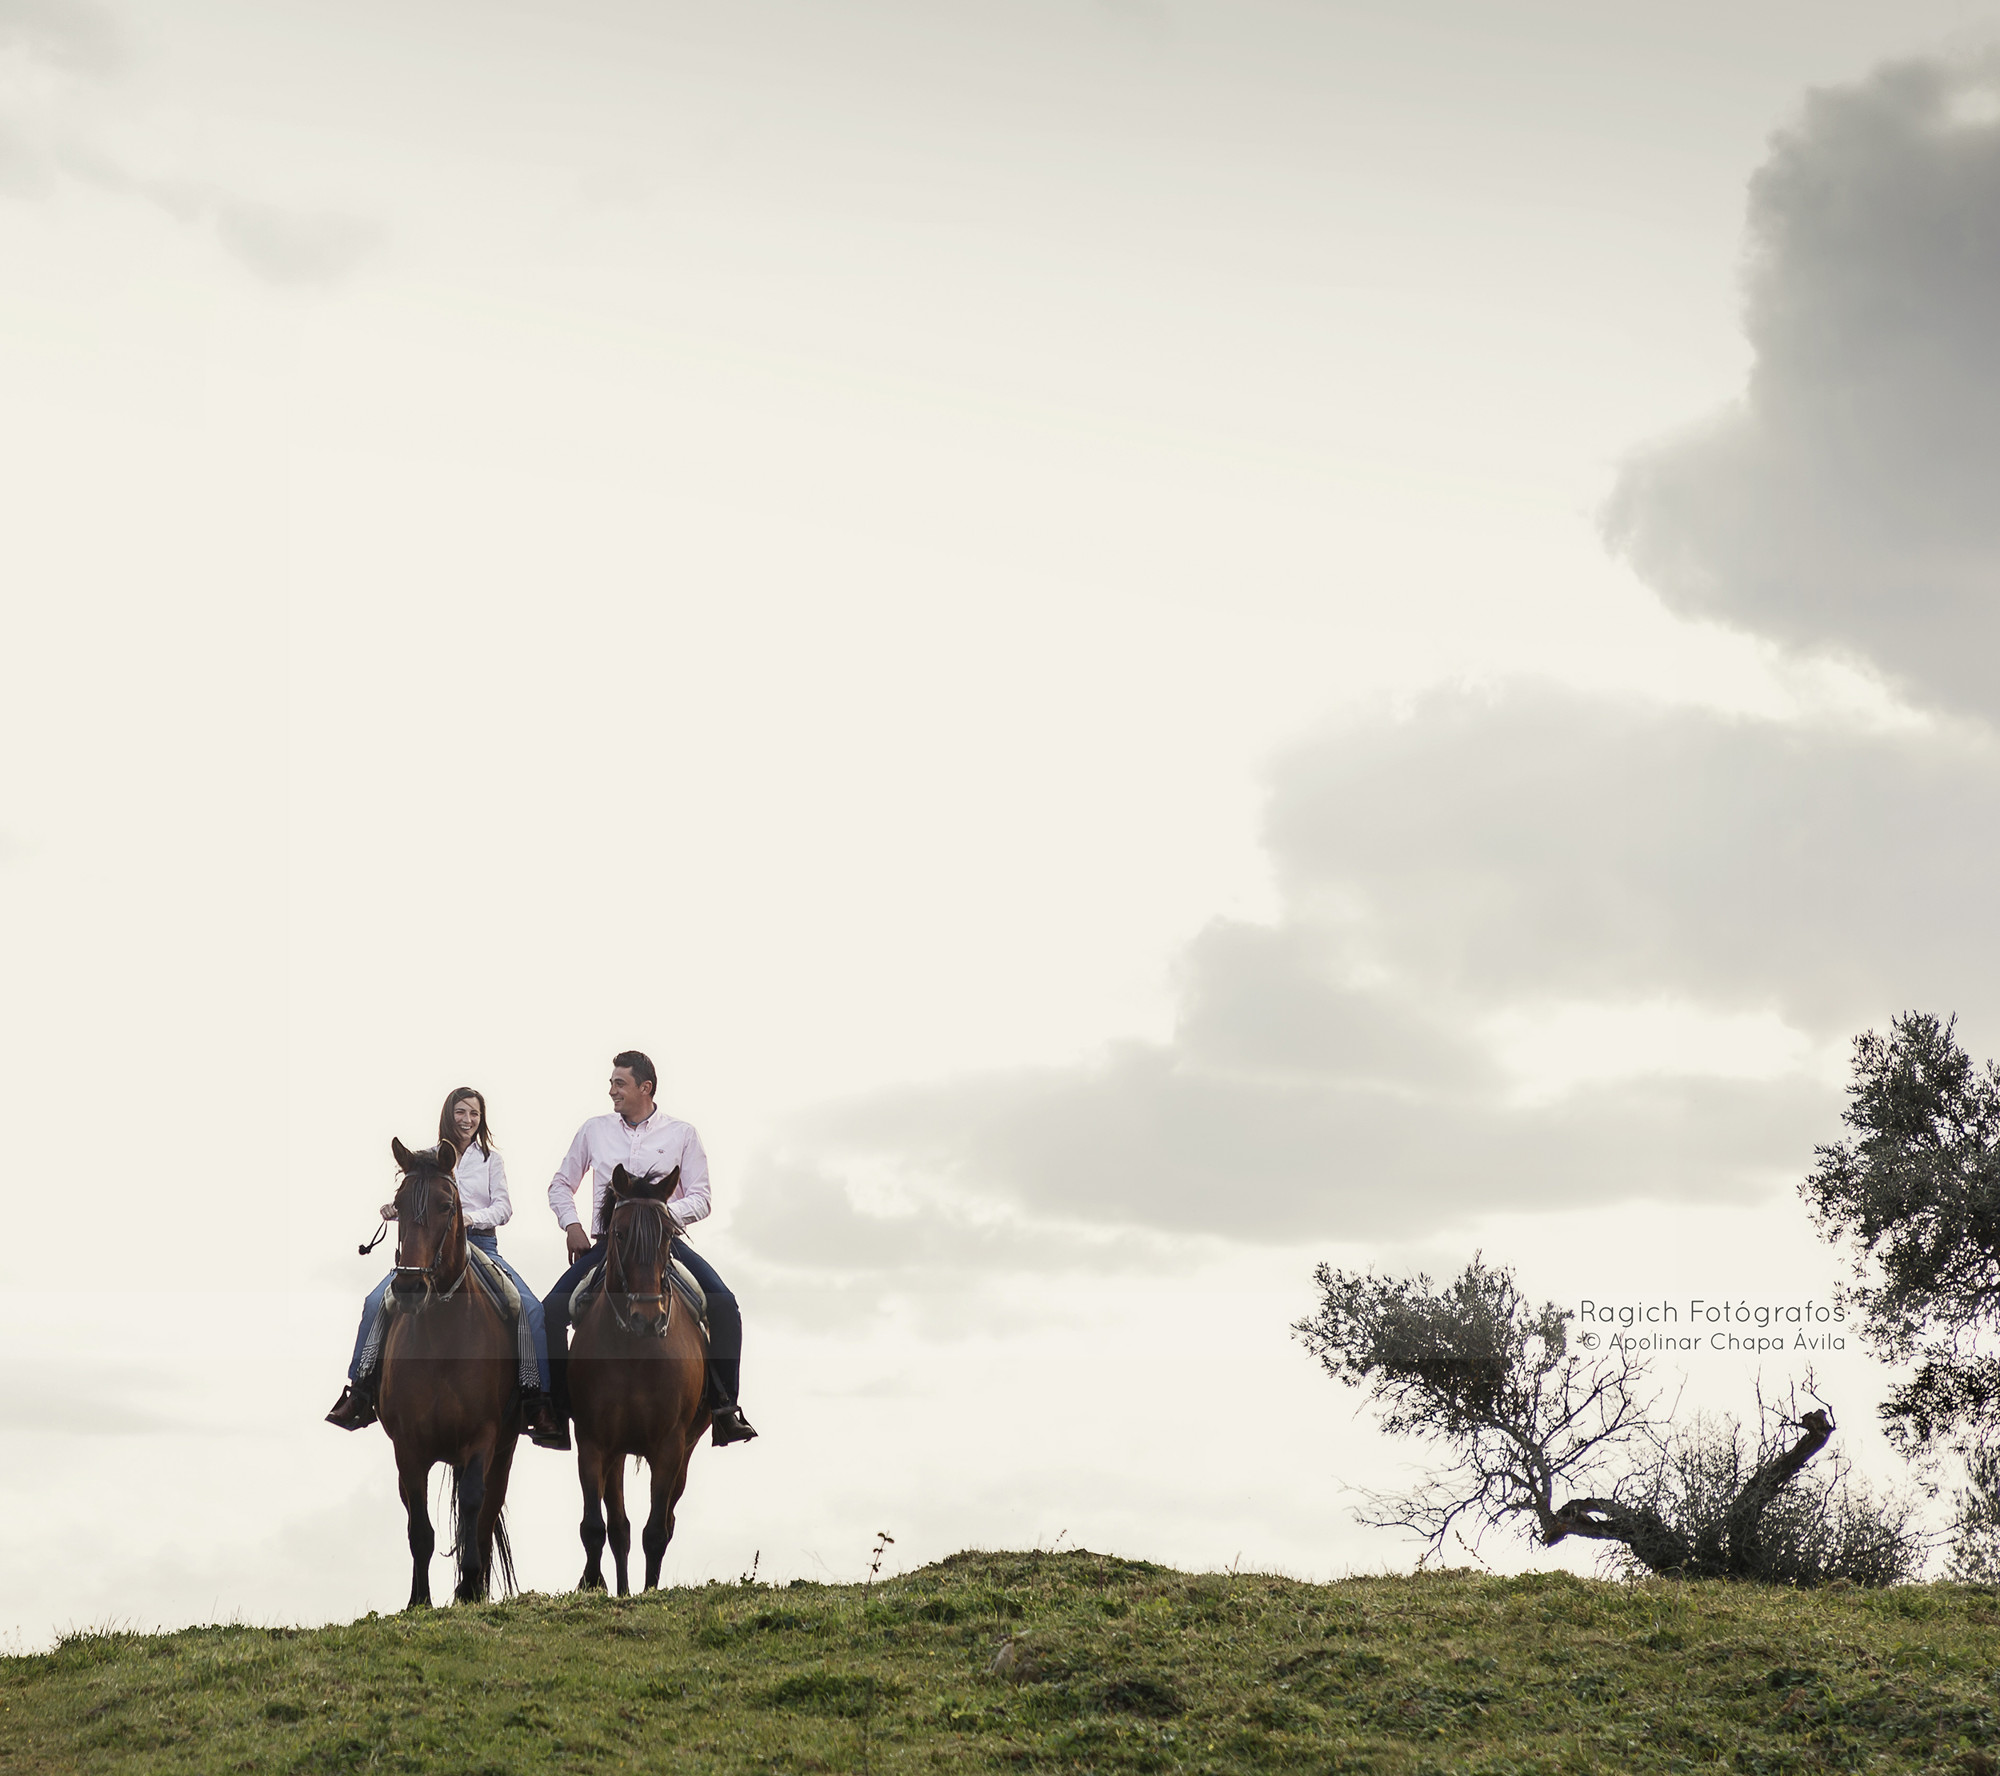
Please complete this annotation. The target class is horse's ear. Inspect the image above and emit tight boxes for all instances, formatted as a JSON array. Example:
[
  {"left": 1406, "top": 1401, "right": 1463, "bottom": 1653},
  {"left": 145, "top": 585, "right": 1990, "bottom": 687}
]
[
  {"left": 660, "top": 1165, "right": 681, "bottom": 1197},
  {"left": 611, "top": 1163, "right": 632, "bottom": 1196},
  {"left": 437, "top": 1138, "right": 459, "bottom": 1172},
  {"left": 391, "top": 1136, "right": 415, "bottom": 1171}
]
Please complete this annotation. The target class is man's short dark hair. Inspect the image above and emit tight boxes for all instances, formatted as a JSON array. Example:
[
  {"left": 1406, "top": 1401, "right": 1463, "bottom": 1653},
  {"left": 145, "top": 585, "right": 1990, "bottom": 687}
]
[{"left": 612, "top": 1050, "right": 657, "bottom": 1092}]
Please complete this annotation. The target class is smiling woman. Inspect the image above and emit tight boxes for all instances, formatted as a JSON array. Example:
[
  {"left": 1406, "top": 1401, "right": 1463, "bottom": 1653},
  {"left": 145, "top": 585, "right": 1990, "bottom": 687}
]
[{"left": 326, "top": 1089, "right": 559, "bottom": 1446}]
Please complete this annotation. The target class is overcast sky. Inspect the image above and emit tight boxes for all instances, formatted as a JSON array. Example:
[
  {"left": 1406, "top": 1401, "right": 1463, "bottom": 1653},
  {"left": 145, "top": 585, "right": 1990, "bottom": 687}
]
[{"left": 6, "top": 0, "right": 2000, "bottom": 1644}]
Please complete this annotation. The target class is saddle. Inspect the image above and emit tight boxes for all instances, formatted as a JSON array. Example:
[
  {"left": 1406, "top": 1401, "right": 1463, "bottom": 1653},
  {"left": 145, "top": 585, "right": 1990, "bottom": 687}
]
[
  {"left": 359, "top": 1243, "right": 539, "bottom": 1393},
  {"left": 571, "top": 1252, "right": 709, "bottom": 1338}
]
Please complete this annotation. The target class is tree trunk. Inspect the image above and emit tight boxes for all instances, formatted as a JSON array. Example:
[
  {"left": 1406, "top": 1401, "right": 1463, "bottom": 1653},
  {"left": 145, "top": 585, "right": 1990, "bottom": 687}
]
[
  {"left": 1541, "top": 1409, "right": 1836, "bottom": 1579},
  {"left": 1539, "top": 1497, "right": 1693, "bottom": 1573},
  {"left": 1724, "top": 1409, "right": 1834, "bottom": 1575}
]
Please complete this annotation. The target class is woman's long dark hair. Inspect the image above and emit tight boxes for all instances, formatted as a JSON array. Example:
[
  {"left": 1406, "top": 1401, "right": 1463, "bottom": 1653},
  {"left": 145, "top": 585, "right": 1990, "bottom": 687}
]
[{"left": 438, "top": 1086, "right": 494, "bottom": 1159}]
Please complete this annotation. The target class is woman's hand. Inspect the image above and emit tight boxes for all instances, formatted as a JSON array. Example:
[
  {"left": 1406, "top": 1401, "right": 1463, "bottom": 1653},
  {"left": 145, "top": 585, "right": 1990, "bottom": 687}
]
[{"left": 380, "top": 1202, "right": 398, "bottom": 1221}]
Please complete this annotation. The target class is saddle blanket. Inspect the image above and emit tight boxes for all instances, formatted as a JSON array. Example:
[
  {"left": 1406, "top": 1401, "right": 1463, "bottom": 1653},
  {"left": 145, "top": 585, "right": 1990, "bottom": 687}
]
[
  {"left": 571, "top": 1252, "right": 709, "bottom": 1338},
  {"left": 465, "top": 1242, "right": 540, "bottom": 1390}
]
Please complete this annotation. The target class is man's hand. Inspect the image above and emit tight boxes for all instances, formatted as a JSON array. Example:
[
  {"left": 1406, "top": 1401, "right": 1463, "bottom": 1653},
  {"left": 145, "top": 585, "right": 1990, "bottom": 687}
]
[
  {"left": 565, "top": 1223, "right": 592, "bottom": 1259},
  {"left": 379, "top": 1202, "right": 398, "bottom": 1221}
]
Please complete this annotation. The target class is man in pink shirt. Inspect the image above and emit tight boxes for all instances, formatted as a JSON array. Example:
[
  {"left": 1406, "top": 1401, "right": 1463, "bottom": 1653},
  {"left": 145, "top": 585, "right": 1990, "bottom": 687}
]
[{"left": 540, "top": 1050, "right": 758, "bottom": 1449}]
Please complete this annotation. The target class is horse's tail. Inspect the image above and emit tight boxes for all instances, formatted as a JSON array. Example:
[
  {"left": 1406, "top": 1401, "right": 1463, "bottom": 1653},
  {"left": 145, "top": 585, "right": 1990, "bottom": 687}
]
[
  {"left": 447, "top": 1463, "right": 471, "bottom": 1580},
  {"left": 490, "top": 1514, "right": 517, "bottom": 1598},
  {"left": 446, "top": 1462, "right": 519, "bottom": 1602}
]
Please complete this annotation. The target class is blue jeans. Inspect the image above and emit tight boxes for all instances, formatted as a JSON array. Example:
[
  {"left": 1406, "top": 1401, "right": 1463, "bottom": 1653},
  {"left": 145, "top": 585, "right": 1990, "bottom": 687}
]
[
  {"left": 347, "top": 1230, "right": 548, "bottom": 1388},
  {"left": 541, "top": 1235, "right": 743, "bottom": 1411}
]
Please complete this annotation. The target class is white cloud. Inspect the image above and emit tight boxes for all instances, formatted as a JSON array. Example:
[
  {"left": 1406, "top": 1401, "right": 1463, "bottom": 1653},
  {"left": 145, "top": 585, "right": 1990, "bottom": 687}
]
[
  {"left": 744, "top": 53, "right": 2000, "bottom": 1273},
  {"left": 1264, "top": 687, "right": 2000, "bottom": 1032},
  {"left": 0, "top": 5, "right": 378, "bottom": 286},
  {"left": 0, "top": 0, "right": 120, "bottom": 74},
  {"left": 740, "top": 679, "right": 2000, "bottom": 1259}
]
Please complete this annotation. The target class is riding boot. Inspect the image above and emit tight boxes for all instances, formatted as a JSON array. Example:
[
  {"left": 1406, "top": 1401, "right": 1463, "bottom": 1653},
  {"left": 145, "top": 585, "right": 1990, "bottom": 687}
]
[
  {"left": 523, "top": 1383, "right": 570, "bottom": 1451},
  {"left": 702, "top": 1307, "right": 757, "bottom": 1446},
  {"left": 325, "top": 1374, "right": 378, "bottom": 1431},
  {"left": 709, "top": 1384, "right": 758, "bottom": 1447}
]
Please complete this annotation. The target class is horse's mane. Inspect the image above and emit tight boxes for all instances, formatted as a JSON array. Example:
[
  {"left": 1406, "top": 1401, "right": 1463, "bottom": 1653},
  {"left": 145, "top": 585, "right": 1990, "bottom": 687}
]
[
  {"left": 397, "top": 1144, "right": 460, "bottom": 1224},
  {"left": 608, "top": 1167, "right": 678, "bottom": 1270}
]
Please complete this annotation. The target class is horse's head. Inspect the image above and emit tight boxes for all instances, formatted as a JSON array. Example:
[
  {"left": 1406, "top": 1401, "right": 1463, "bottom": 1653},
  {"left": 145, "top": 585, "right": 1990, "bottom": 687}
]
[
  {"left": 390, "top": 1136, "right": 465, "bottom": 1302},
  {"left": 603, "top": 1163, "right": 680, "bottom": 1336}
]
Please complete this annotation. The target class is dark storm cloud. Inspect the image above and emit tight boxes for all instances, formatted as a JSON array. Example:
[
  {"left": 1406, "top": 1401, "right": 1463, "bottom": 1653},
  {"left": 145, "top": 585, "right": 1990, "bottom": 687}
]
[{"left": 1611, "top": 57, "right": 2000, "bottom": 721}]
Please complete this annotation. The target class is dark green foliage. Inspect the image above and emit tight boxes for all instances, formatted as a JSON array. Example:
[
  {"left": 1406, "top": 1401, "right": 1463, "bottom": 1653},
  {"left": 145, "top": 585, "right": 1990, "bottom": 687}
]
[
  {"left": 1621, "top": 1408, "right": 1926, "bottom": 1588},
  {"left": 1944, "top": 1446, "right": 2000, "bottom": 1582},
  {"left": 1294, "top": 1254, "right": 1571, "bottom": 1435},
  {"left": 1293, "top": 1256, "right": 1652, "bottom": 1557},
  {"left": 1803, "top": 1012, "right": 2000, "bottom": 1460}
]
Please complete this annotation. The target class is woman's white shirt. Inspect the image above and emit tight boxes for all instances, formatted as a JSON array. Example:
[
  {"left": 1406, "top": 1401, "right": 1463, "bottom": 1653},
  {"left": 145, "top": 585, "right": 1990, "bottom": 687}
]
[{"left": 455, "top": 1144, "right": 512, "bottom": 1230}]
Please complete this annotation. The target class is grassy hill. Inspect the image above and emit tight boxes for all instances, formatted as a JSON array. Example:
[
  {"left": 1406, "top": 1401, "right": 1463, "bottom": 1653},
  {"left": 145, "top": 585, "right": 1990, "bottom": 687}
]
[{"left": 6, "top": 1549, "right": 2000, "bottom": 1774}]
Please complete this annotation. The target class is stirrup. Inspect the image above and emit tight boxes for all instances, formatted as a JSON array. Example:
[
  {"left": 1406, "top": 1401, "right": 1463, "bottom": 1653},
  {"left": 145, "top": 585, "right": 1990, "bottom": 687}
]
[
  {"left": 325, "top": 1382, "right": 377, "bottom": 1432},
  {"left": 710, "top": 1405, "right": 758, "bottom": 1448}
]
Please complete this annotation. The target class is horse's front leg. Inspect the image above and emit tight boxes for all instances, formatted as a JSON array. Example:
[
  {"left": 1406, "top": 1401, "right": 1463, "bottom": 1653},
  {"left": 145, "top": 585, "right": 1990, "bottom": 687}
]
[
  {"left": 640, "top": 1440, "right": 688, "bottom": 1592},
  {"left": 453, "top": 1453, "right": 487, "bottom": 1604},
  {"left": 397, "top": 1449, "right": 434, "bottom": 1610},
  {"left": 605, "top": 1456, "right": 633, "bottom": 1598},
  {"left": 576, "top": 1439, "right": 609, "bottom": 1592}
]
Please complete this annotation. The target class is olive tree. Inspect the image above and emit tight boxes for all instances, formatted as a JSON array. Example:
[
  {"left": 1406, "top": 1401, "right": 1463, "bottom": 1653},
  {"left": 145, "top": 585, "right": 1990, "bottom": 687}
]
[
  {"left": 1944, "top": 1447, "right": 2000, "bottom": 1583},
  {"left": 1294, "top": 1255, "right": 1920, "bottom": 1584},
  {"left": 1801, "top": 1012, "right": 2000, "bottom": 1465}
]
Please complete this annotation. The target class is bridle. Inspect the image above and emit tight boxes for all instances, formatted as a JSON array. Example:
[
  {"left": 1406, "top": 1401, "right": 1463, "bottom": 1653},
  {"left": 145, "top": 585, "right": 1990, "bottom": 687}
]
[
  {"left": 604, "top": 1195, "right": 675, "bottom": 1339},
  {"left": 392, "top": 1170, "right": 468, "bottom": 1312}
]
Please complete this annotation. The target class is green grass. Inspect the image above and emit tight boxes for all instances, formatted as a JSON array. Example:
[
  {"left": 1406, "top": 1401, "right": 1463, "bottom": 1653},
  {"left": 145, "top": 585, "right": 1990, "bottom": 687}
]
[{"left": 7, "top": 1550, "right": 2000, "bottom": 1773}]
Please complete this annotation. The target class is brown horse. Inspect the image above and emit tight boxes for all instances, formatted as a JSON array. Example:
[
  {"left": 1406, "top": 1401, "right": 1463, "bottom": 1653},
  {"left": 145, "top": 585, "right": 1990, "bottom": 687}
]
[
  {"left": 377, "top": 1137, "right": 520, "bottom": 1608},
  {"left": 568, "top": 1164, "right": 710, "bottom": 1594}
]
